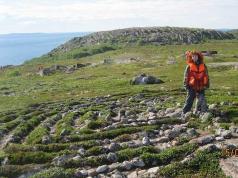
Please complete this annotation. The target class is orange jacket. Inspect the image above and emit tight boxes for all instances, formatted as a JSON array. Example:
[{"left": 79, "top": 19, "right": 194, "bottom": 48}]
[{"left": 184, "top": 51, "right": 209, "bottom": 91}]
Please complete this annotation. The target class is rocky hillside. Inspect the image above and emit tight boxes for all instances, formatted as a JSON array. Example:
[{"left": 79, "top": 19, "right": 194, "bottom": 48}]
[
  {"left": 229, "top": 29, "right": 238, "bottom": 39},
  {"left": 49, "top": 27, "right": 234, "bottom": 54}
]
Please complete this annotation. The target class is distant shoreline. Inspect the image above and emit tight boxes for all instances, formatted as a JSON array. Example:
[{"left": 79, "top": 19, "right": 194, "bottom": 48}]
[{"left": 0, "top": 32, "right": 89, "bottom": 66}]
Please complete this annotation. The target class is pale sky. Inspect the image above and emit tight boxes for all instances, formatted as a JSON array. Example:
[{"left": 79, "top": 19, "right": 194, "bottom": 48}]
[{"left": 0, "top": 0, "right": 237, "bottom": 34}]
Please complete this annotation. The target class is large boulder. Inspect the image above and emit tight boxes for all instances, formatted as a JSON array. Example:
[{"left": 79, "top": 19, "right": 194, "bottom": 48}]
[{"left": 130, "top": 73, "right": 163, "bottom": 85}]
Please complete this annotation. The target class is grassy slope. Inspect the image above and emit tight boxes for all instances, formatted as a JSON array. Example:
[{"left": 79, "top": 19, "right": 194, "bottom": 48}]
[{"left": 0, "top": 40, "right": 237, "bottom": 113}]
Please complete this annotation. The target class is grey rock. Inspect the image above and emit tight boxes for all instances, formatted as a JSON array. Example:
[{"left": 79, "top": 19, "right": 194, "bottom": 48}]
[
  {"left": 208, "top": 104, "right": 217, "bottom": 110},
  {"left": 186, "top": 128, "right": 198, "bottom": 137},
  {"left": 184, "top": 111, "right": 192, "bottom": 119},
  {"left": 109, "top": 162, "right": 121, "bottom": 171},
  {"left": 109, "top": 142, "right": 121, "bottom": 152},
  {"left": 221, "top": 130, "right": 232, "bottom": 139},
  {"left": 165, "top": 108, "right": 175, "bottom": 114},
  {"left": 148, "top": 120, "right": 157, "bottom": 125},
  {"left": 166, "top": 108, "right": 182, "bottom": 118},
  {"left": 200, "top": 112, "right": 213, "bottom": 122},
  {"left": 111, "top": 172, "right": 125, "bottom": 178},
  {"left": 72, "top": 155, "right": 81, "bottom": 161},
  {"left": 52, "top": 155, "right": 72, "bottom": 166},
  {"left": 120, "top": 161, "right": 133, "bottom": 170},
  {"left": 41, "top": 135, "right": 51, "bottom": 144},
  {"left": 75, "top": 169, "right": 88, "bottom": 178},
  {"left": 216, "top": 128, "right": 232, "bottom": 139},
  {"left": 103, "top": 138, "right": 111, "bottom": 144},
  {"left": 107, "top": 152, "right": 118, "bottom": 163},
  {"left": 154, "top": 136, "right": 169, "bottom": 143},
  {"left": 197, "top": 144, "right": 220, "bottom": 152},
  {"left": 142, "top": 136, "right": 151, "bottom": 145},
  {"left": 197, "top": 135, "right": 214, "bottom": 145},
  {"left": 161, "top": 124, "right": 169, "bottom": 130},
  {"left": 164, "top": 129, "right": 180, "bottom": 139},
  {"left": 147, "top": 107, "right": 157, "bottom": 113},
  {"left": 147, "top": 166, "right": 160, "bottom": 174},
  {"left": 127, "top": 171, "right": 138, "bottom": 178},
  {"left": 96, "top": 165, "right": 109, "bottom": 173},
  {"left": 77, "top": 148, "right": 86, "bottom": 156},
  {"left": 229, "top": 126, "right": 238, "bottom": 137},
  {"left": 131, "top": 73, "right": 163, "bottom": 85},
  {"left": 215, "top": 136, "right": 225, "bottom": 141},
  {"left": 88, "top": 169, "right": 97, "bottom": 177},
  {"left": 131, "top": 158, "right": 145, "bottom": 168}
]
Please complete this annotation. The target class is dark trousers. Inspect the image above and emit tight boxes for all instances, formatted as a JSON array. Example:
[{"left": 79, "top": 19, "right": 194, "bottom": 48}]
[{"left": 183, "top": 88, "right": 207, "bottom": 114}]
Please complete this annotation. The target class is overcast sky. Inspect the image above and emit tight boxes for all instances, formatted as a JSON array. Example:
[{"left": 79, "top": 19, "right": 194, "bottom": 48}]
[{"left": 0, "top": 0, "right": 237, "bottom": 34}]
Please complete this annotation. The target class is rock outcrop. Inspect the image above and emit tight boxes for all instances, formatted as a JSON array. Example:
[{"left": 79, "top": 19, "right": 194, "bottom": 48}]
[{"left": 49, "top": 27, "right": 234, "bottom": 54}]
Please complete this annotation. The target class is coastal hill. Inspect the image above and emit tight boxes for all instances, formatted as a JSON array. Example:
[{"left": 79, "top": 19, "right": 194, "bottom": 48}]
[{"left": 49, "top": 27, "right": 234, "bottom": 54}]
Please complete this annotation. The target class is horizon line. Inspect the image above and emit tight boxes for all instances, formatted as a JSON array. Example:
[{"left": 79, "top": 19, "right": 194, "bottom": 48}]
[{"left": 0, "top": 26, "right": 237, "bottom": 35}]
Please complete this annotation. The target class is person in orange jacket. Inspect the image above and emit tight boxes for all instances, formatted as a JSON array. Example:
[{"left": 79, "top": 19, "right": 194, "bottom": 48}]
[{"left": 183, "top": 51, "right": 210, "bottom": 114}]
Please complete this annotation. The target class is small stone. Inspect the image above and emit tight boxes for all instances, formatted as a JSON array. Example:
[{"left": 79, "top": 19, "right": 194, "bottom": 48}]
[
  {"left": 165, "top": 108, "right": 175, "bottom": 114},
  {"left": 88, "top": 169, "right": 97, "bottom": 177},
  {"left": 197, "top": 135, "right": 214, "bottom": 145},
  {"left": 166, "top": 108, "right": 182, "bottom": 117},
  {"left": 197, "top": 144, "right": 219, "bottom": 152},
  {"left": 215, "top": 136, "right": 225, "bottom": 141},
  {"left": 52, "top": 155, "right": 72, "bottom": 166},
  {"left": 77, "top": 148, "right": 85, "bottom": 156},
  {"left": 41, "top": 135, "right": 51, "bottom": 144},
  {"left": 147, "top": 107, "right": 157, "bottom": 113},
  {"left": 75, "top": 169, "right": 88, "bottom": 178},
  {"left": 109, "top": 163, "right": 121, "bottom": 171},
  {"left": 72, "top": 155, "right": 81, "bottom": 161},
  {"left": 161, "top": 124, "right": 169, "bottom": 130},
  {"left": 216, "top": 128, "right": 232, "bottom": 139},
  {"left": 221, "top": 130, "right": 232, "bottom": 139},
  {"left": 111, "top": 172, "right": 125, "bottom": 178},
  {"left": 120, "top": 161, "right": 133, "bottom": 170},
  {"left": 208, "top": 104, "right": 217, "bottom": 110},
  {"left": 96, "top": 165, "right": 109, "bottom": 173},
  {"left": 200, "top": 112, "right": 213, "bottom": 123},
  {"left": 131, "top": 158, "right": 145, "bottom": 167},
  {"left": 128, "top": 171, "right": 138, "bottom": 178},
  {"left": 108, "top": 142, "right": 121, "bottom": 152},
  {"left": 147, "top": 166, "right": 160, "bottom": 174},
  {"left": 154, "top": 136, "right": 169, "bottom": 143},
  {"left": 159, "top": 130, "right": 164, "bottom": 136},
  {"left": 184, "top": 111, "right": 192, "bottom": 119},
  {"left": 142, "top": 136, "right": 150, "bottom": 145},
  {"left": 107, "top": 152, "right": 118, "bottom": 163},
  {"left": 229, "top": 126, "right": 238, "bottom": 137},
  {"left": 148, "top": 120, "right": 157, "bottom": 125},
  {"left": 103, "top": 138, "right": 111, "bottom": 144},
  {"left": 171, "top": 140, "right": 178, "bottom": 146},
  {"left": 186, "top": 128, "right": 198, "bottom": 137}
]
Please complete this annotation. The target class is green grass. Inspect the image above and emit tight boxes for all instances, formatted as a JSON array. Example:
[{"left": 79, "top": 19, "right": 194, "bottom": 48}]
[
  {"left": 141, "top": 143, "right": 198, "bottom": 166},
  {"left": 159, "top": 150, "right": 225, "bottom": 178},
  {"left": 29, "top": 167, "right": 75, "bottom": 178}
]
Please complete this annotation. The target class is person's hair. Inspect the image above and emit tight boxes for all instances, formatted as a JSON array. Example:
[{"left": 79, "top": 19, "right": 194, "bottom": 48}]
[{"left": 186, "top": 51, "right": 204, "bottom": 64}]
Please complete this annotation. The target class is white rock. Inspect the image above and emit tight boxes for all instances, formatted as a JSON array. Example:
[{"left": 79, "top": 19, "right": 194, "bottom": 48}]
[
  {"left": 147, "top": 166, "right": 160, "bottom": 174},
  {"left": 96, "top": 165, "right": 109, "bottom": 173}
]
